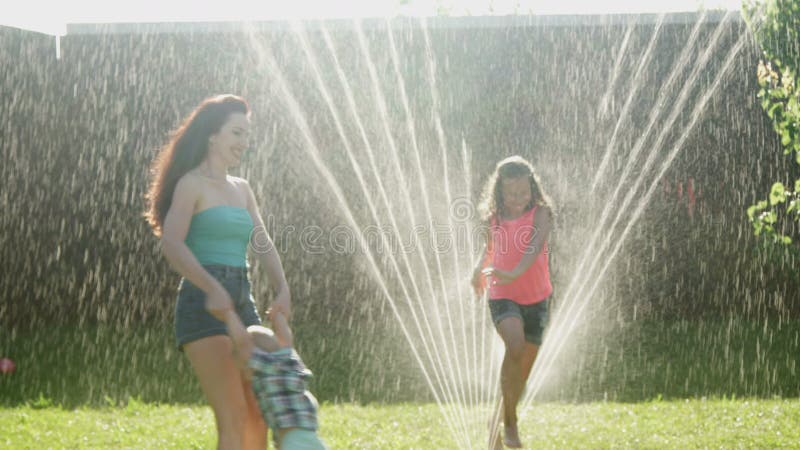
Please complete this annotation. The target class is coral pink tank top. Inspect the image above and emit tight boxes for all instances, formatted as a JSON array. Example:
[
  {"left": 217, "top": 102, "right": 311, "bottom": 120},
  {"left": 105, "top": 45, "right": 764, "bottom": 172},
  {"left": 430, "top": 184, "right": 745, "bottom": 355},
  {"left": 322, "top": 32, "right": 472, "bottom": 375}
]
[{"left": 488, "top": 206, "right": 552, "bottom": 305}]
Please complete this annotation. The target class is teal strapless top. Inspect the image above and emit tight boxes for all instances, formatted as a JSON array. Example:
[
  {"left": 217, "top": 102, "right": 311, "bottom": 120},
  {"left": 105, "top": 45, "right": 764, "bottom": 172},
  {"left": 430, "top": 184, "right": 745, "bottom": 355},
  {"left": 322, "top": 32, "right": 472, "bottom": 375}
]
[{"left": 185, "top": 206, "right": 254, "bottom": 268}]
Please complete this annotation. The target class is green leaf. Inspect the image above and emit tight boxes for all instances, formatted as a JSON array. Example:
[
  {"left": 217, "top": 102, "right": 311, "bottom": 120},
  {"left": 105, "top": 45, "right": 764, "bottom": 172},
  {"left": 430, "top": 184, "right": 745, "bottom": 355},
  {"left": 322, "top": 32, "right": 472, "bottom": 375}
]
[
  {"left": 768, "top": 102, "right": 783, "bottom": 119},
  {"left": 770, "top": 182, "right": 787, "bottom": 205},
  {"left": 762, "top": 211, "right": 778, "bottom": 224},
  {"left": 787, "top": 96, "right": 799, "bottom": 114},
  {"left": 748, "top": 200, "right": 769, "bottom": 220},
  {"left": 795, "top": 179, "right": 800, "bottom": 193},
  {"left": 747, "top": 205, "right": 757, "bottom": 220},
  {"left": 782, "top": 128, "right": 792, "bottom": 146}
]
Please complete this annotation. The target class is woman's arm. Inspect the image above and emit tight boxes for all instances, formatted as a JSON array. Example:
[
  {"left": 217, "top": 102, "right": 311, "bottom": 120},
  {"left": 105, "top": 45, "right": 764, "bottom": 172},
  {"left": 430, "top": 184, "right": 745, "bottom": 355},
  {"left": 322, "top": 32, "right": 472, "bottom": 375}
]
[
  {"left": 161, "top": 176, "right": 228, "bottom": 305},
  {"left": 487, "top": 206, "right": 552, "bottom": 285},
  {"left": 242, "top": 180, "right": 292, "bottom": 319},
  {"left": 268, "top": 310, "right": 294, "bottom": 349}
]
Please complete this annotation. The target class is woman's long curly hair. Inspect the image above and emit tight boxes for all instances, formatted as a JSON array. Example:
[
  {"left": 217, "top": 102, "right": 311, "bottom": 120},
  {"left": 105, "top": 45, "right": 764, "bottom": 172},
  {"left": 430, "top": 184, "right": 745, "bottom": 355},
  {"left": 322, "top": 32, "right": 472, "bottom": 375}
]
[
  {"left": 477, "top": 155, "right": 554, "bottom": 223},
  {"left": 144, "top": 95, "right": 250, "bottom": 237}
]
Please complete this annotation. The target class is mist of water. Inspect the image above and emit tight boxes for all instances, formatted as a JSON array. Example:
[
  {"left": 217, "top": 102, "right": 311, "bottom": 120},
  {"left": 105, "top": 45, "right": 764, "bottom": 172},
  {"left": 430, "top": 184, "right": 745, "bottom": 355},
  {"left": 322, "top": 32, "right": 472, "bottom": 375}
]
[
  {"left": 240, "top": 12, "right": 765, "bottom": 448},
  {"left": 2, "top": 9, "right": 796, "bottom": 449}
]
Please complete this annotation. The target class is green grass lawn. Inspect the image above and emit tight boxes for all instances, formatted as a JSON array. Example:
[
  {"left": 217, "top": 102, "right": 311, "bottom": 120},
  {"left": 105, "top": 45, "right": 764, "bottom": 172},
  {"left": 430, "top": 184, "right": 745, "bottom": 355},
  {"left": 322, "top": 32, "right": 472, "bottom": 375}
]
[
  {"left": 2, "top": 398, "right": 799, "bottom": 449},
  {"left": 2, "top": 319, "right": 799, "bottom": 448}
]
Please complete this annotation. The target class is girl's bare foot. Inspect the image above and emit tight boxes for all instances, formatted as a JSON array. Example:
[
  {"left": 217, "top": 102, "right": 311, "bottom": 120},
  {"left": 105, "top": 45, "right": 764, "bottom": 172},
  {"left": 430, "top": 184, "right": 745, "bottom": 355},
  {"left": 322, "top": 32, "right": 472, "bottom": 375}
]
[{"left": 503, "top": 424, "right": 522, "bottom": 448}]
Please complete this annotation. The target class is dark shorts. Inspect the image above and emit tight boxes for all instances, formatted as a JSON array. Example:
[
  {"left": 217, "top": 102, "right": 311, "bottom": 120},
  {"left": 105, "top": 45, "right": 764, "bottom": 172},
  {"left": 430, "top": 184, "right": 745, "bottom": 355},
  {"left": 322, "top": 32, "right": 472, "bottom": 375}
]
[
  {"left": 174, "top": 264, "right": 261, "bottom": 350},
  {"left": 488, "top": 298, "right": 549, "bottom": 346}
]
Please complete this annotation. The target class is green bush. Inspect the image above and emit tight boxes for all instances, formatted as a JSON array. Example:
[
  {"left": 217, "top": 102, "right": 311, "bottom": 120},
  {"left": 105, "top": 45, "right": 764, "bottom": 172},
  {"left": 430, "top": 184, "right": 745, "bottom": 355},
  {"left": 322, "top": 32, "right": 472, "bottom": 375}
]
[{"left": 744, "top": 1, "right": 800, "bottom": 258}]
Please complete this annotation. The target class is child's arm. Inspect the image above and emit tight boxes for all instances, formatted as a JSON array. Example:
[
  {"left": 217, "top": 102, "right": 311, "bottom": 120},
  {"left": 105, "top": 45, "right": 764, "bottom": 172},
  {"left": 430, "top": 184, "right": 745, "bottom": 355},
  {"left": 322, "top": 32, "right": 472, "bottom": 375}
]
[
  {"left": 488, "top": 206, "right": 552, "bottom": 284},
  {"left": 268, "top": 310, "right": 294, "bottom": 349}
]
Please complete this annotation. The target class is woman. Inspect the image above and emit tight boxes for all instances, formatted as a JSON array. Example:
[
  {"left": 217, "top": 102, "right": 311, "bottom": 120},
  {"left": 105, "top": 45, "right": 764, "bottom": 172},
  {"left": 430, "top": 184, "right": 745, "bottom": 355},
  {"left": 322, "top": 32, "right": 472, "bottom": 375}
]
[{"left": 145, "top": 94, "right": 291, "bottom": 449}]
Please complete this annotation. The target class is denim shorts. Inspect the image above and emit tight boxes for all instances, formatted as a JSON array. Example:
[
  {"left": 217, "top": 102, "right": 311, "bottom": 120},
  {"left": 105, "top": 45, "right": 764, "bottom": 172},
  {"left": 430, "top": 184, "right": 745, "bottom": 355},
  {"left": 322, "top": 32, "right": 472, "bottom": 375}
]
[
  {"left": 488, "top": 298, "right": 549, "bottom": 345},
  {"left": 174, "top": 264, "right": 261, "bottom": 350}
]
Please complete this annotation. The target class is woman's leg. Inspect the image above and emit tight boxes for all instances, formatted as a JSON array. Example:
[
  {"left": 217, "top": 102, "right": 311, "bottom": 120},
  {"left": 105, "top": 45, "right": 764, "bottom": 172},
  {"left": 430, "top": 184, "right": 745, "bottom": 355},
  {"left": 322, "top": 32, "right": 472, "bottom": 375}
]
[
  {"left": 185, "top": 335, "right": 266, "bottom": 450},
  {"left": 237, "top": 293, "right": 269, "bottom": 449},
  {"left": 242, "top": 377, "right": 268, "bottom": 449}
]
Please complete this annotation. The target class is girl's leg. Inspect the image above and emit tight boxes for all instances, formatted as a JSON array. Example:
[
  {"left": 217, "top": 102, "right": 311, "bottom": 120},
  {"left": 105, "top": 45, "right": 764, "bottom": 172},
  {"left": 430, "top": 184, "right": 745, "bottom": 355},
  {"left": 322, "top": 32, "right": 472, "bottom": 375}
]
[
  {"left": 185, "top": 335, "right": 265, "bottom": 450},
  {"left": 519, "top": 342, "right": 539, "bottom": 387},
  {"left": 495, "top": 316, "right": 528, "bottom": 448}
]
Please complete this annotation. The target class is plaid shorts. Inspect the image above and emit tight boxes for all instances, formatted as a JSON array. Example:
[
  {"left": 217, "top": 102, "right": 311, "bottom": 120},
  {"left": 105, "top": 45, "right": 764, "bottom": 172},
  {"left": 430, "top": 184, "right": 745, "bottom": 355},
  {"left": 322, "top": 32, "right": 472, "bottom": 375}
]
[{"left": 248, "top": 348, "right": 319, "bottom": 446}]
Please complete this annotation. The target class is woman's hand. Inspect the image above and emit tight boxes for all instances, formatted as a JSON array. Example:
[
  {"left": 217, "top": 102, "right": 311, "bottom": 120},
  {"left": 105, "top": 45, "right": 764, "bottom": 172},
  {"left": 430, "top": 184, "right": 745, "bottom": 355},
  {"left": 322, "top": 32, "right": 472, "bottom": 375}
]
[
  {"left": 471, "top": 268, "right": 486, "bottom": 297},
  {"left": 205, "top": 284, "right": 236, "bottom": 320},
  {"left": 224, "top": 311, "right": 254, "bottom": 370},
  {"left": 205, "top": 285, "right": 253, "bottom": 369},
  {"left": 482, "top": 266, "right": 518, "bottom": 285},
  {"left": 266, "top": 307, "right": 294, "bottom": 348},
  {"left": 270, "top": 288, "right": 292, "bottom": 321}
]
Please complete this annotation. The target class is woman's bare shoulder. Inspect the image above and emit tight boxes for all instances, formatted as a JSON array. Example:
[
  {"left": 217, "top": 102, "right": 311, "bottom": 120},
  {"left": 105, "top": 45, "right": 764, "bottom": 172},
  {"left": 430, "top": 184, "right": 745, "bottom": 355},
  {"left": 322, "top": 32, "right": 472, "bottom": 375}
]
[
  {"left": 227, "top": 175, "right": 249, "bottom": 185},
  {"left": 165, "top": 173, "right": 204, "bottom": 217},
  {"left": 228, "top": 176, "right": 255, "bottom": 207},
  {"left": 175, "top": 171, "right": 204, "bottom": 192},
  {"left": 179, "top": 170, "right": 204, "bottom": 184}
]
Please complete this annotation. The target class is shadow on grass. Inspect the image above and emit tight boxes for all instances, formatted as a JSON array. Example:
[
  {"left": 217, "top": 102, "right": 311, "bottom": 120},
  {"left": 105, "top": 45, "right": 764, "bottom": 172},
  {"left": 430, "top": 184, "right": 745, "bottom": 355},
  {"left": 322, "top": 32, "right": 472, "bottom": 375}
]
[{"left": 0, "top": 320, "right": 431, "bottom": 408}]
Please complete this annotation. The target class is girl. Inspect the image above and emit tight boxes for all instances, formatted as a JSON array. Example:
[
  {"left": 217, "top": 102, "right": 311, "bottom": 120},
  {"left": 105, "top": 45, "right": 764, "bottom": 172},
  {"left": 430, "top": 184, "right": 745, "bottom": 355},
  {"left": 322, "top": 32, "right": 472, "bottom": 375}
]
[
  {"left": 471, "top": 155, "right": 554, "bottom": 449},
  {"left": 145, "top": 95, "right": 291, "bottom": 449}
]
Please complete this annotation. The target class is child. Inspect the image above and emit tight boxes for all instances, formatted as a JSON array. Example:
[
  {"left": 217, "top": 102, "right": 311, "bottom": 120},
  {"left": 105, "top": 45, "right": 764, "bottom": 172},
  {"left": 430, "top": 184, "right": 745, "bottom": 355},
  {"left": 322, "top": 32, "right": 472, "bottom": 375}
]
[
  {"left": 206, "top": 298, "right": 327, "bottom": 450},
  {"left": 471, "top": 155, "right": 554, "bottom": 449},
  {"left": 246, "top": 311, "right": 327, "bottom": 450}
]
